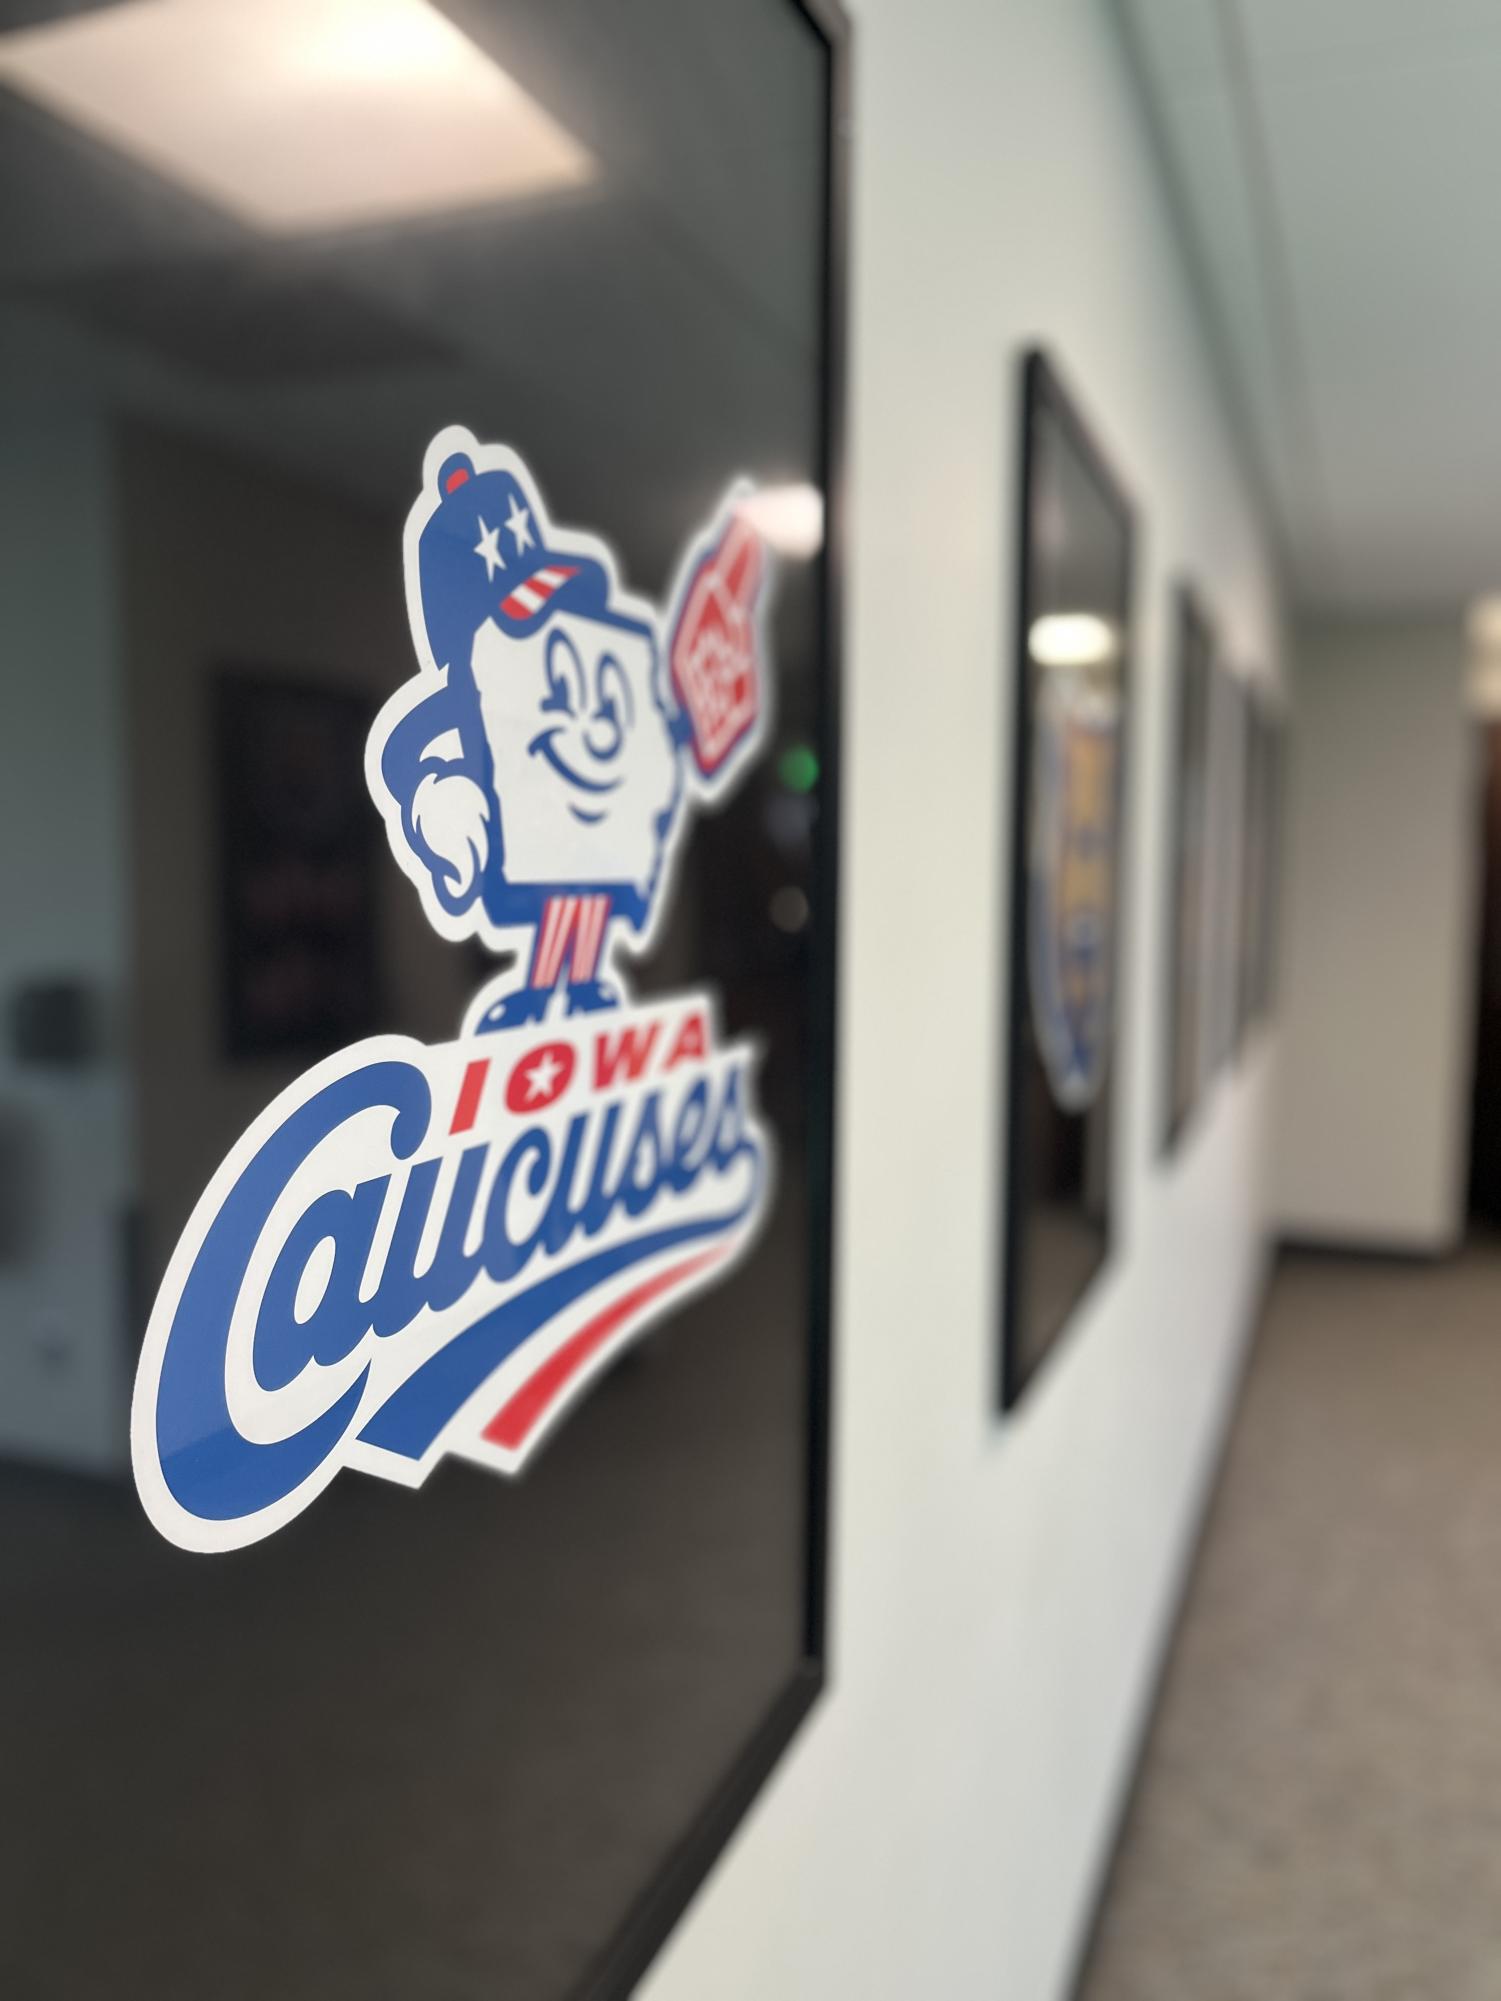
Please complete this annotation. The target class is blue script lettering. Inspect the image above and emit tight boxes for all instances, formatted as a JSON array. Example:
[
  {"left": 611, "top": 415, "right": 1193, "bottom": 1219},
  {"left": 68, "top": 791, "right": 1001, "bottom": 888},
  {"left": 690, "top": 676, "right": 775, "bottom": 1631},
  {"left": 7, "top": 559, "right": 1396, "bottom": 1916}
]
[
  {"left": 154, "top": 1061, "right": 430, "bottom": 1524},
  {"left": 153, "top": 1050, "right": 763, "bottom": 1531}
]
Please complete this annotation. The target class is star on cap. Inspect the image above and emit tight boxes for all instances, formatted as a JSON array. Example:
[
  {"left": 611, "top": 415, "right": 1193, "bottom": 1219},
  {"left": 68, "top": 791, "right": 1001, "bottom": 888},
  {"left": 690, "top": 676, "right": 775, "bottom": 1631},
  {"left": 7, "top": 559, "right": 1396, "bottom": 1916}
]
[
  {"left": 474, "top": 516, "right": 506, "bottom": 580},
  {"left": 506, "top": 493, "right": 535, "bottom": 555}
]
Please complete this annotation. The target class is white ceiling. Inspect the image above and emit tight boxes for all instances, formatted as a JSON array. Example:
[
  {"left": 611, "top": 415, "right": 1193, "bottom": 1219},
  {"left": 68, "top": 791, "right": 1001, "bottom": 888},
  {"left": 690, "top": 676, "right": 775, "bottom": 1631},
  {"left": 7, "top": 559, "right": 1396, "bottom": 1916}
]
[{"left": 1118, "top": 0, "right": 1501, "bottom": 615}]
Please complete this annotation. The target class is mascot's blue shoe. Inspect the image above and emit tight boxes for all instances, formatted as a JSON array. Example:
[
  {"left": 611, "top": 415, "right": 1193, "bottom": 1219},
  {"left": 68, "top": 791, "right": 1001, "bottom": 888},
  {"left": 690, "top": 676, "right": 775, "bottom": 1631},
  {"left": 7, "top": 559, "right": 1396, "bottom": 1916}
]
[
  {"left": 565, "top": 981, "right": 618, "bottom": 1016},
  {"left": 475, "top": 986, "right": 552, "bottom": 1034}
]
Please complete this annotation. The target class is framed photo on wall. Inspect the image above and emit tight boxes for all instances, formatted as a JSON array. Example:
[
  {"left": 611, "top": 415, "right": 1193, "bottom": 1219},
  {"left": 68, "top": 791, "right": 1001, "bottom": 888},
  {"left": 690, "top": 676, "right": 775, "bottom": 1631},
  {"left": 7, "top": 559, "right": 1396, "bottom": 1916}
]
[
  {"left": 1228, "top": 672, "right": 1258, "bottom": 1059},
  {"left": 1161, "top": 587, "right": 1214, "bottom": 1152},
  {"left": 1000, "top": 351, "right": 1134, "bottom": 1410},
  {"left": 1236, "top": 683, "right": 1264, "bottom": 1047},
  {"left": 1239, "top": 688, "right": 1284, "bottom": 1032},
  {"left": 1205, "top": 661, "right": 1244, "bottom": 1078},
  {"left": 1255, "top": 703, "right": 1286, "bottom": 1020},
  {"left": 2, "top": 5, "right": 850, "bottom": 2001}
]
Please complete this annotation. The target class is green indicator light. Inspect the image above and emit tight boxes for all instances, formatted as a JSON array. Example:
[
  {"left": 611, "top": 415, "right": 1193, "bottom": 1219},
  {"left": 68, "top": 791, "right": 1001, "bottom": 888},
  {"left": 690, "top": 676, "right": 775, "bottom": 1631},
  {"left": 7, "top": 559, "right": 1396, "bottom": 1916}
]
[{"left": 777, "top": 743, "right": 820, "bottom": 794}]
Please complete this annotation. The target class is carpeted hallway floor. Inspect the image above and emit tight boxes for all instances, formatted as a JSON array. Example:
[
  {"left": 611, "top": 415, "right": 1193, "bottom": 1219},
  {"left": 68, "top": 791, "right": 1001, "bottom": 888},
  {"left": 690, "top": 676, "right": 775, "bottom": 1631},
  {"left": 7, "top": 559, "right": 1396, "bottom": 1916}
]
[{"left": 1078, "top": 1243, "right": 1501, "bottom": 2001}]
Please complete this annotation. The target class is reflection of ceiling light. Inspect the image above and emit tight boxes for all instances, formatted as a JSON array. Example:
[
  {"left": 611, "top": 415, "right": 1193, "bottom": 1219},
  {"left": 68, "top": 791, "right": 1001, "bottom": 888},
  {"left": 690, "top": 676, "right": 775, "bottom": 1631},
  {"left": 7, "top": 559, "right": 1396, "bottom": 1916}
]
[
  {"left": 1029, "top": 612, "right": 1117, "bottom": 668},
  {"left": 0, "top": 0, "right": 595, "bottom": 235},
  {"left": 738, "top": 484, "right": 824, "bottom": 560},
  {"left": 1467, "top": 593, "right": 1501, "bottom": 654}
]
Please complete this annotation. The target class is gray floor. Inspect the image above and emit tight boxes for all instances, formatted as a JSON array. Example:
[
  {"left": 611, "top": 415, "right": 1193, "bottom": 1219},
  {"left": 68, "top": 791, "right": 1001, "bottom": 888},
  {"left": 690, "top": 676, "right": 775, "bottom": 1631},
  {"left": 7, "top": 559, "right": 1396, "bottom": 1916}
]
[{"left": 1079, "top": 1243, "right": 1501, "bottom": 2001}]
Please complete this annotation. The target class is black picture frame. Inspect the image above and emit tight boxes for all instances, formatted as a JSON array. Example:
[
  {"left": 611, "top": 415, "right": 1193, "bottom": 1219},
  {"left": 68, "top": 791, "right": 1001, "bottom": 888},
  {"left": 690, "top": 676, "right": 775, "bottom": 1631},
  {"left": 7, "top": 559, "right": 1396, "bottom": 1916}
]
[
  {"left": 3, "top": 3, "right": 848, "bottom": 1993},
  {"left": 1255, "top": 703, "right": 1286, "bottom": 1022},
  {"left": 1235, "top": 680, "right": 1263, "bottom": 1050},
  {"left": 1204, "top": 661, "right": 1242, "bottom": 1080},
  {"left": 999, "top": 351, "right": 1135, "bottom": 1412},
  {"left": 1240, "top": 688, "right": 1284, "bottom": 1032},
  {"left": 576, "top": 2, "right": 848, "bottom": 1991},
  {"left": 1161, "top": 586, "right": 1214, "bottom": 1154}
]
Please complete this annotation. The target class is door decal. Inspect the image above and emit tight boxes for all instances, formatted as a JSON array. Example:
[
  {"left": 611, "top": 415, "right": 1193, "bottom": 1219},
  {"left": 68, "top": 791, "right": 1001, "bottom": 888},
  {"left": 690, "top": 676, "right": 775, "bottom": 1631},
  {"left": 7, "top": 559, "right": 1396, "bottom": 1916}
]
[{"left": 131, "top": 428, "right": 775, "bottom": 1553}]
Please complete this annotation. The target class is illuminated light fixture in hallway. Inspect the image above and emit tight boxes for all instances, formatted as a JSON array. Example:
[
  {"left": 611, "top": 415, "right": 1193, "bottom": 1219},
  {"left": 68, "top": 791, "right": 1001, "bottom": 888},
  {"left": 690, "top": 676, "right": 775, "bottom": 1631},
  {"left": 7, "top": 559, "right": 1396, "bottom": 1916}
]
[
  {"left": 1028, "top": 611, "right": 1118, "bottom": 667},
  {"left": 0, "top": 0, "right": 595, "bottom": 234}
]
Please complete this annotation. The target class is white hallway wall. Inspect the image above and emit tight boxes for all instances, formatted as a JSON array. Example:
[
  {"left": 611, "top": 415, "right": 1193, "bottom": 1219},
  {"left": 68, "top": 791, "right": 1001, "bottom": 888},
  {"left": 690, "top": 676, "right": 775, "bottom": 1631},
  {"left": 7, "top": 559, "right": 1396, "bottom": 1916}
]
[
  {"left": 645, "top": 1, "right": 1283, "bottom": 1998},
  {"left": 0, "top": 411, "right": 134, "bottom": 1475},
  {"left": 1274, "top": 618, "right": 1475, "bottom": 1252}
]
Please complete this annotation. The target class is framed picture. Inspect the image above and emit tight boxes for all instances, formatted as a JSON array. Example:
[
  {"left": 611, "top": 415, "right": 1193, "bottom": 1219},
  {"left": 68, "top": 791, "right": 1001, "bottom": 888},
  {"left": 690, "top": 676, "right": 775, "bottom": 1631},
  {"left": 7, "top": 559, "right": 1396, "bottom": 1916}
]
[
  {"left": 1205, "top": 661, "right": 1244, "bottom": 1077},
  {"left": 3, "top": 4, "right": 849, "bottom": 2000},
  {"left": 214, "top": 668, "right": 381, "bottom": 1058},
  {"left": 1240, "top": 690, "right": 1284, "bottom": 1029},
  {"left": 1228, "top": 672, "right": 1258, "bottom": 1060},
  {"left": 1235, "top": 684, "right": 1263, "bottom": 1046},
  {"left": 1162, "top": 587, "right": 1214, "bottom": 1152},
  {"left": 1000, "top": 351, "right": 1134, "bottom": 1409},
  {"left": 1258, "top": 705, "right": 1286, "bottom": 1019}
]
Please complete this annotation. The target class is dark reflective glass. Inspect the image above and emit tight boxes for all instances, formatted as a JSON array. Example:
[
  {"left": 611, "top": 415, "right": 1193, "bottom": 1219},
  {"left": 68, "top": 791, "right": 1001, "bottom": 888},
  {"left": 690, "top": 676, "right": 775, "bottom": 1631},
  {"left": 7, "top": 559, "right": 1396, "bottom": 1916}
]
[
  {"left": 1002, "top": 353, "right": 1132, "bottom": 1406},
  {"left": 1165, "top": 588, "right": 1213, "bottom": 1152},
  {"left": 0, "top": 3, "right": 838, "bottom": 1994}
]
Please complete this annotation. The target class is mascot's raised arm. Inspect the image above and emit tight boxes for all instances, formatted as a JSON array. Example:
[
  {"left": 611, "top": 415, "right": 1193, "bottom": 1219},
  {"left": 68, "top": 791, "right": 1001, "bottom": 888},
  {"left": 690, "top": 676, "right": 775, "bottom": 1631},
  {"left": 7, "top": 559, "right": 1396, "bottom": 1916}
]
[{"left": 367, "top": 425, "right": 772, "bottom": 1033}]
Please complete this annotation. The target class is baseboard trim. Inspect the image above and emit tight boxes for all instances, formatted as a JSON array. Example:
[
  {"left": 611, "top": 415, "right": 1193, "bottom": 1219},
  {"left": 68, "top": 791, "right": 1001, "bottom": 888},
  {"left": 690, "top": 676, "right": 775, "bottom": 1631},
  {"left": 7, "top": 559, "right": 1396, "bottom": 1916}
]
[{"left": 1275, "top": 1229, "right": 1454, "bottom": 1266}]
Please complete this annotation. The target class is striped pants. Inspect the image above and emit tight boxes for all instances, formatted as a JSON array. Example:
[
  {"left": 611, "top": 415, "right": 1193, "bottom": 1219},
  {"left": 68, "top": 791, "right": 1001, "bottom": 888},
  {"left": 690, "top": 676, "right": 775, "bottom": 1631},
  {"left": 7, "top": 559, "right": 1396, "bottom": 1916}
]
[{"left": 528, "top": 893, "right": 611, "bottom": 990}]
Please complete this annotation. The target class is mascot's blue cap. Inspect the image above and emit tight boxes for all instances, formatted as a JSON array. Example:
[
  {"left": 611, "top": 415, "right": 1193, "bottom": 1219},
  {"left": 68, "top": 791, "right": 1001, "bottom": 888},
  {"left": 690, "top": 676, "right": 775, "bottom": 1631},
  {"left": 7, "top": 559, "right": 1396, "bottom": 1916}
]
[{"left": 417, "top": 450, "right": 611, "bottom": 675}]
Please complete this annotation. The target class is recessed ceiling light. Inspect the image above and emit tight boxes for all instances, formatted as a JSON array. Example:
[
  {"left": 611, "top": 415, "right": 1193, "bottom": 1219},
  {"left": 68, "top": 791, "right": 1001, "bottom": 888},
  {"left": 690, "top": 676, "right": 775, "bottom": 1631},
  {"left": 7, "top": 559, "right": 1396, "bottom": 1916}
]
[
  {"left": 1029, "top": 612, "right": 1117, "bottom": 668},
  {"left": 738, "top": 484, "right": 824, "bottom": 560},
  {"left": 0, "top": 0, "right": 595, "bottom": 235}
]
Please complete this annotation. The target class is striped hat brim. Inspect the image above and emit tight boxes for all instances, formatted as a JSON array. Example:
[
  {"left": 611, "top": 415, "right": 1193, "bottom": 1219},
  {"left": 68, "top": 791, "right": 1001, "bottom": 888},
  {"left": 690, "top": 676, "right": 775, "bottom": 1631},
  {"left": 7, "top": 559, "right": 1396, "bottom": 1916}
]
[{"left": 496, "top": 563, "right": 583, "bottom": 626}]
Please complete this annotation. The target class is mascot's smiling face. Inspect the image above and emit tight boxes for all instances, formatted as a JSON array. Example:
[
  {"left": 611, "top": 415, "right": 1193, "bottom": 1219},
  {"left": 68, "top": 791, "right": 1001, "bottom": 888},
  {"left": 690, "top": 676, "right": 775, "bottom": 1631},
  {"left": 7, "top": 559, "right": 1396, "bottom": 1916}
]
[
  {"left": 471, "top": 606, "right": 677, "bottom": 897},
  {"left": 368, "top": 428, "right": 772, "bottom": 957}
]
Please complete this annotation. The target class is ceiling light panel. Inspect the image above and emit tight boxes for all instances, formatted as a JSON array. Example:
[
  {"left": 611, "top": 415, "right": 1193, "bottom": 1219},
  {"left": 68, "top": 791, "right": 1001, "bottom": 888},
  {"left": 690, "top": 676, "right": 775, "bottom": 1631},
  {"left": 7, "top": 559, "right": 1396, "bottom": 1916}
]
[{"left": 0, "top": 0, "right": 595, "bottom": 235}]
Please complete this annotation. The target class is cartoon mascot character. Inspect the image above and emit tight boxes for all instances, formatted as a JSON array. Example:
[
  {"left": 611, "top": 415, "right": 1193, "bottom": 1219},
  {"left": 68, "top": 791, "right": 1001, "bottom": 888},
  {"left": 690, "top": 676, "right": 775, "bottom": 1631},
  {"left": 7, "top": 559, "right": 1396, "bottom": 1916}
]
[{"left": 368, "top": 426, "right": 771, "bottom": 1032}]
